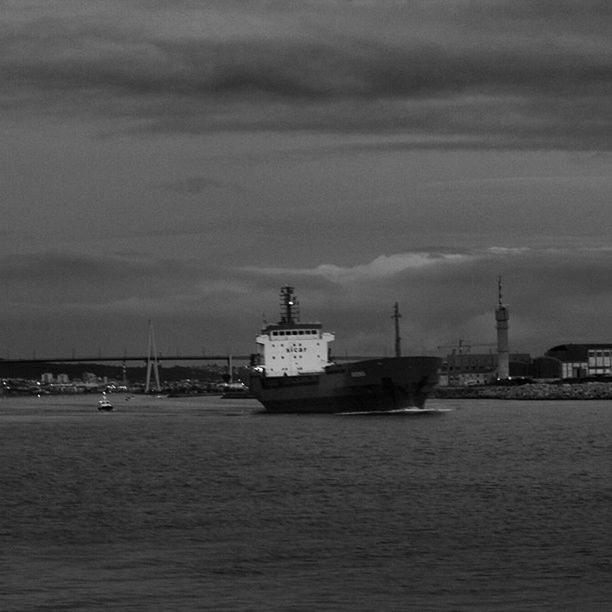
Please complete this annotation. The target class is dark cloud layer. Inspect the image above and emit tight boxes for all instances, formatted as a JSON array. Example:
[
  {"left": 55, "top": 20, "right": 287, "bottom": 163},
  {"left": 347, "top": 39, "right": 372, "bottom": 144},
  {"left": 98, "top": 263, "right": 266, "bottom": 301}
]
[
  {"left": 158, "top": 176, "right": 226, "bottom": 194},
  {"left": 2, "top": 252, "right": 214, "bottom": 305},
  {"left": 1, "top": 2, "right": 611, "bottom": 359},
  {"left": 1, "top": 1, "right": 610, "bottom": 149},
  {"left": 2, "top": 246, "right": 611, "bottom": 357}
]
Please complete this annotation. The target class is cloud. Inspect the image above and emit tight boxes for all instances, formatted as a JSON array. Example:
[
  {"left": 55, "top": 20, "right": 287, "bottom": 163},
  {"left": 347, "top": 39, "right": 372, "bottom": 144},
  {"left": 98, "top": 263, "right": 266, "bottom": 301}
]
[
  {"left": 238, "top": 245, "right": 612, "bottom": 351},
  {"left": 157, "top": 175, "right": 227, "bottom": 194},
  {"left": 245, "top": 251, "right": 470, "bottom": 284},
  {"left": 0, "top": 252, "right": 207, "bottom": 307},
  {"left": 246, "top": 245, "right": 612, "bottom": 290},
  {"left": 1, "top": 244, "right": 611, "bottom": 357},
  {"left": 1, "top": 1, "right": 610, "bottom": 150}
]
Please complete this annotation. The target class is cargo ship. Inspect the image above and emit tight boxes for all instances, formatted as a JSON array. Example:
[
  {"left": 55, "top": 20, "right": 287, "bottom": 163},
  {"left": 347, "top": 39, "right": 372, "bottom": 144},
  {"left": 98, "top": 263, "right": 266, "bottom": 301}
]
[{"left": 249, "top": 287, "right": 441, "bottom": 414}]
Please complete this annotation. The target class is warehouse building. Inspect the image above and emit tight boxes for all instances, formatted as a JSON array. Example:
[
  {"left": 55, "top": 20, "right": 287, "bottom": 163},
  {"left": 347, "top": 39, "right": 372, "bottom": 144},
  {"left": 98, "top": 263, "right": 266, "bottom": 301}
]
[{"left": 545, "top": 344, "right": 612, "bottom": 379}]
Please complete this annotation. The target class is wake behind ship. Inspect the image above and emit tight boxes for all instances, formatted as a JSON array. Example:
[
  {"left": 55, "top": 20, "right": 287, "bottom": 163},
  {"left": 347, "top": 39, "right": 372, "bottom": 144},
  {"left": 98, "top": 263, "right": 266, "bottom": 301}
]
[{"left": 249, "top": 287, "right": 441, "bottom": 414}]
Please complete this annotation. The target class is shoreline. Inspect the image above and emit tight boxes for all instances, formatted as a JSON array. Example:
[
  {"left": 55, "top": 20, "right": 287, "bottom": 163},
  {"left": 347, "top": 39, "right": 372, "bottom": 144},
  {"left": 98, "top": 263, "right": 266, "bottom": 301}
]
[{"left": 432, "top": 381, "right": 612, "bottom": 400}]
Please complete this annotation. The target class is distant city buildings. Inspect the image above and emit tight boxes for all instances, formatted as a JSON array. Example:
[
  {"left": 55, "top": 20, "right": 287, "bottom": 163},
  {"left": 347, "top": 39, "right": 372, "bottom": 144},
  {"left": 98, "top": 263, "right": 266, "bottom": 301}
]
[
  {"left": 438, "top": 344, "right": 612, "bottom": 386},
  {"left": 40, "top": 372, "right": 71, "bottom": 384},
  {"left": 436, "top": 279, "right": 612, "bottom": 386},
  {"left": 1, "top": 363, "right": 239, "bottom": 396},
  {"left": 439, "top": 352, "right": 532, "bottom": 386}
]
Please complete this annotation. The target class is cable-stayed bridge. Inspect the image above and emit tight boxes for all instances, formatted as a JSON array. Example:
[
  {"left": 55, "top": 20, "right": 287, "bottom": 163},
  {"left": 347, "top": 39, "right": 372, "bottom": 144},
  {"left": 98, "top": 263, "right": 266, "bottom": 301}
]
[
  {"left": 0, "top": 354, "right": 374, "bottom": 365},
  {"left": 0, "top": 354, "right": 251, "bottom": 365},
  {"left": 0, "top": 354, "right": 253, "bottom": 394},
  {"left": 0, "top": 353, "right": 377, "bottom": 393},
  {"left": 0, "top": 321, "right": 379, "bottom": 392}
]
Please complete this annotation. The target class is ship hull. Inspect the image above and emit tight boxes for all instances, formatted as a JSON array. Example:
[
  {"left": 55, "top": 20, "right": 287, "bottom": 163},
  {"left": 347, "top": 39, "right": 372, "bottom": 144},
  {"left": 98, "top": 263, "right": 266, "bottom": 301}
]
[{"left": 249, "top": 356, "right": 441, "bottom": 414}]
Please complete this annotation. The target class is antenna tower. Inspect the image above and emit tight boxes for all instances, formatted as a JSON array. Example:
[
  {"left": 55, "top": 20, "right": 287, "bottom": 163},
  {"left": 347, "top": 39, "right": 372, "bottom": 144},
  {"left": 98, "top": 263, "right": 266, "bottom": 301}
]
[{"left": 495, "top": 276, "right": 510, "bottom": 380}]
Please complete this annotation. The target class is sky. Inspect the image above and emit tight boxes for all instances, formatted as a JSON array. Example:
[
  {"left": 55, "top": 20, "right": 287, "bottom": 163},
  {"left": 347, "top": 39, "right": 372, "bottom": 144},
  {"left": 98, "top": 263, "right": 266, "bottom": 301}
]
[{"left": 1, "top": 0, "right": 611, "bottom": 361}]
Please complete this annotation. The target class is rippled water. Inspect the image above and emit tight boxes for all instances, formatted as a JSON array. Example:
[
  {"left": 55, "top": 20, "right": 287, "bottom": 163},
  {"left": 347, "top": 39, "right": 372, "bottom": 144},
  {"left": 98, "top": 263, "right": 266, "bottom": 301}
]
[{"left": 2, "top": 395, "right": 611, "bottom": 610}]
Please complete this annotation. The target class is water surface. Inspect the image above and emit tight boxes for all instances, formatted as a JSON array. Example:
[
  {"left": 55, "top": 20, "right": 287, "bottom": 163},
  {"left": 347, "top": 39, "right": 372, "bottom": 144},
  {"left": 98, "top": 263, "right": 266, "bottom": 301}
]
[{"left": 2, "top": 395, "right": 611, "bottom": 610}]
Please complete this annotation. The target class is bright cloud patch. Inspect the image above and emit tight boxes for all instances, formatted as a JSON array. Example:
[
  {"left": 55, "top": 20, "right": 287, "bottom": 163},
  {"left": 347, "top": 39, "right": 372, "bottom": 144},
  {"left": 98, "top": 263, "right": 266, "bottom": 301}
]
[{"left": 245, "top": 252, "right": 470, "bottom": 284}]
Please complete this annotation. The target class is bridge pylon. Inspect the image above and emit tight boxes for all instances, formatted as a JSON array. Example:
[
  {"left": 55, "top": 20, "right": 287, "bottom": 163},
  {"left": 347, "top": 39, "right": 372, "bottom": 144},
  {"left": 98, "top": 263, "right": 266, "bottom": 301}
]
[{"left": 145, "top": 320, "right": 161, "bottom": 393}]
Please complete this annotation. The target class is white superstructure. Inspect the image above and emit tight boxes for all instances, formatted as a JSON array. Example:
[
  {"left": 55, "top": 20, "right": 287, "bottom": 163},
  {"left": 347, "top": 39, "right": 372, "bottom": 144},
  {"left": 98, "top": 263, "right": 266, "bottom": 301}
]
[{"left": 254, "top": 287, "right": 334, "bottom": 377}]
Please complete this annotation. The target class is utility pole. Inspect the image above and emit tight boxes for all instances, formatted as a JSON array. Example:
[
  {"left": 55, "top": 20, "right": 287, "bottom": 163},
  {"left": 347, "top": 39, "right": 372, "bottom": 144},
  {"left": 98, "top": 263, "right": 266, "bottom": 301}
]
[
  {"left": 122, "top": 347, "right": 128, "bottom": 388},
  {"left": 392, "top": 302, "right": 402, "bottom": 357}
]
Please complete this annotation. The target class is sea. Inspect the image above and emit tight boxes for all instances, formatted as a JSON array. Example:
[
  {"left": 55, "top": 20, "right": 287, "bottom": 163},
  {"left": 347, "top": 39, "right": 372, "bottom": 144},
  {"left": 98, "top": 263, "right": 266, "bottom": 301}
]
[{"left": 1, "top": 394, "right": 611, "bottom": 611}]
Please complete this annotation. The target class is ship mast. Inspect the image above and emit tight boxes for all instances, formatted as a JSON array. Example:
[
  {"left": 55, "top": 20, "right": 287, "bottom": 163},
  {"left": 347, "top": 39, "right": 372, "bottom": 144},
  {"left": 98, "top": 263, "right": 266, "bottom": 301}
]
[
  {"left": 392, "top": 302, "right": 402, "bottom": 357},
  {"left": 279, "top": 286, "right": 299, "bottom": 324}
]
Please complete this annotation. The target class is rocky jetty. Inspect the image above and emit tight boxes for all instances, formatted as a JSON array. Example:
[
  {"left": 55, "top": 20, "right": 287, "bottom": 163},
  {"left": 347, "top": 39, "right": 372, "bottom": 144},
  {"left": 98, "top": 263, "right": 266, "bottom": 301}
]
[{"left": 432, "top": 382, "right": 612, "bottom": 400}]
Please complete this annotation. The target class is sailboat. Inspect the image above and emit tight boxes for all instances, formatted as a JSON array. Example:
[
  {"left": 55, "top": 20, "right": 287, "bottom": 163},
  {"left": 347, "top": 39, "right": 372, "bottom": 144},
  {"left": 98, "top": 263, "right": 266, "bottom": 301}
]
[{"left": 97, "top": 391, "right": 114, "bottom": 412}]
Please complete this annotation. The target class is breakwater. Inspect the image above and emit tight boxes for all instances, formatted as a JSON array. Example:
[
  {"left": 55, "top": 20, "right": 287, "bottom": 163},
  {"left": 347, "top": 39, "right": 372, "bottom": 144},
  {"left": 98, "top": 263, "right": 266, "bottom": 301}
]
[{"left": 432, "top": 382, "right": 612, "bottom": 400}]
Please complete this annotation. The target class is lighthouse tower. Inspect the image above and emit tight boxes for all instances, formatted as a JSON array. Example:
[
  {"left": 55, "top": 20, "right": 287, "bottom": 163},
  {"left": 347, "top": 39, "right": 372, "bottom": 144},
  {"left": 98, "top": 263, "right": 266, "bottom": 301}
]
[{"left": 495, "top": 276, "right": 510, "bottom": 380}]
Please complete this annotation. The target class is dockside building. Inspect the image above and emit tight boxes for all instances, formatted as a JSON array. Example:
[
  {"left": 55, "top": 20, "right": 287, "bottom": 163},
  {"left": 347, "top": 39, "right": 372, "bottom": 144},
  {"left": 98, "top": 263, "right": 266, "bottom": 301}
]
[{"left": 544, "top": 344, "right": 612, "bottom": 379}]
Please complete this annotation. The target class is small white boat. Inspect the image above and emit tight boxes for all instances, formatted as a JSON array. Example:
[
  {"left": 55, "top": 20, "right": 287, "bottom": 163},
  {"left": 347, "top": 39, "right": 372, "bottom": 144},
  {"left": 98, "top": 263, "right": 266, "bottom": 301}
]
[
  {"left": 221, "top": 382, "right": 253, "bottom": 399},
  {"left": 97, "top": 392, "right": 113, "bottom": 412}
]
